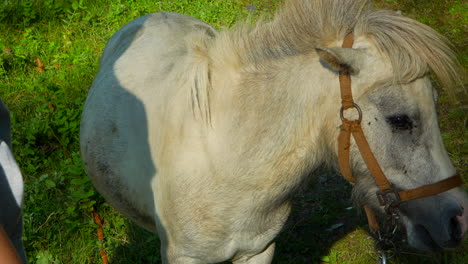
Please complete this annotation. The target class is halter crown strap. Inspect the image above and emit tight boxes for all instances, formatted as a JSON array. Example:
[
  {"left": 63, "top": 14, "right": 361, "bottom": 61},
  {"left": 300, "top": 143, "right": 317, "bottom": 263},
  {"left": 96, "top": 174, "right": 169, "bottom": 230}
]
[
  {"left": 337, "top": 32, "right": 391, "bottom": 191},
  {"left": 339, "top": 33, "right": 355, "bottom": 109}
]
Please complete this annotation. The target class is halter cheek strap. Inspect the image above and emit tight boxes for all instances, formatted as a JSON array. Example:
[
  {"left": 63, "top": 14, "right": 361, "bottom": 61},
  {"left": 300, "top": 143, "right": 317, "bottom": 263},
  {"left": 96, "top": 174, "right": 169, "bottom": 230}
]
[{"left": 337, "top": 32, "right": 463, "bottom": 232}]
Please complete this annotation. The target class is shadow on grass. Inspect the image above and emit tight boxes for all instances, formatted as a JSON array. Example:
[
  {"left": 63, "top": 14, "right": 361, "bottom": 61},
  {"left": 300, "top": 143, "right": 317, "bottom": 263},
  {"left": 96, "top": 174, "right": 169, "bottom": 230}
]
[
  {"left": 273, "top": 169, "right": 361, "bottom": 264},
  {"left": 111, "top": 221, "right": 161, "bottom": 264}
]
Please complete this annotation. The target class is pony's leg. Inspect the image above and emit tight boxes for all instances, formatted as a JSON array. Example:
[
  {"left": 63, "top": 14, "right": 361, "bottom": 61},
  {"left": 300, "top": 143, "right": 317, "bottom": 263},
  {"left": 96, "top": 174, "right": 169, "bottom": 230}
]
[{"left": 232, "top": 243, "right": 275, "bottom": 264}]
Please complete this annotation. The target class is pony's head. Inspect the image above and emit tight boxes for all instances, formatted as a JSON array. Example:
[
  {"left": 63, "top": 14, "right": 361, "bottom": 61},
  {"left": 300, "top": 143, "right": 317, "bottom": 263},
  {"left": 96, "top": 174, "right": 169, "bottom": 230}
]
[{"left": 317, "top": 10, "right": 467, "bottom": 251}]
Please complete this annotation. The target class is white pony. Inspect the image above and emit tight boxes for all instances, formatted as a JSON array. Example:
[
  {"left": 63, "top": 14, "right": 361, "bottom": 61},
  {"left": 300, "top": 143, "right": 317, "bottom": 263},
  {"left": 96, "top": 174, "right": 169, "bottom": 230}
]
[{"left": 80, "top": 0, "right": 467, "bottom": 263}]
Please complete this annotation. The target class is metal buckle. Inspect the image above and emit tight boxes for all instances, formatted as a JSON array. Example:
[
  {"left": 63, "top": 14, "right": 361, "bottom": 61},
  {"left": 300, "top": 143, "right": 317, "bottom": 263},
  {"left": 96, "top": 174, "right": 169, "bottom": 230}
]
[{"left": 376, "top": 189, "right": 401, "bottom": 210}]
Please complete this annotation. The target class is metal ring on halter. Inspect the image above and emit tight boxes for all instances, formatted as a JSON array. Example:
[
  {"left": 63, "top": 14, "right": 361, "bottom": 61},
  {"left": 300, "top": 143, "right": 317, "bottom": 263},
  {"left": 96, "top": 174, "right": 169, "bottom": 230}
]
[{"left": 340, "top": 103, "right": 362, "bottom": 122}]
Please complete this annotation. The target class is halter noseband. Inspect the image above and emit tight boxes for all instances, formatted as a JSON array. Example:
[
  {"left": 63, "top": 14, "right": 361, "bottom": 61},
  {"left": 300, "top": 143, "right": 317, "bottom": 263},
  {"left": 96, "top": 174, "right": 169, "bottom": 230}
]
[{"left": 337, "top": 32, "right": 463, "bottom": 233}]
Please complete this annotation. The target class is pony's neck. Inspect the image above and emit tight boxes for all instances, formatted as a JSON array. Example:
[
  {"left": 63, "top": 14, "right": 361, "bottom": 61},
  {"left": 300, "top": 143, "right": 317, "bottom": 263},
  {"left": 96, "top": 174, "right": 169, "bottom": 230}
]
[{"left": 210, "top": 52, "right": 342, "bottom": 185}]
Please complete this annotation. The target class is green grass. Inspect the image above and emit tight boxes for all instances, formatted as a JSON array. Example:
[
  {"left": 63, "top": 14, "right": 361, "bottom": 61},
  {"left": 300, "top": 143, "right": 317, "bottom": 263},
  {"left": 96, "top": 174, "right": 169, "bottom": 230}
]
[{"left": 0, "top": 0, "right": 466, "bottom": 263}]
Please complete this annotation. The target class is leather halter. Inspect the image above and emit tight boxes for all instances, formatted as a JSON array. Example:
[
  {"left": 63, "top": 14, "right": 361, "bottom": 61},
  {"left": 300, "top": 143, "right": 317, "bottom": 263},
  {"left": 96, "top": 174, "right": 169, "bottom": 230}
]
[{"left": 337, "top": 32, "right": 463, "bottom": 232}]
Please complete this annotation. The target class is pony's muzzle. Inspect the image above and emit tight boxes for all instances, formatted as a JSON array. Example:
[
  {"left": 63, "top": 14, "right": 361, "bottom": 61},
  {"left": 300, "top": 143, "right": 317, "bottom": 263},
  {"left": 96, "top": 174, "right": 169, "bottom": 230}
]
[
  {"left": 408, "top": 204, "right": 463, "bottom": 250},
  {"left": 430, "top": 204, "right": 463, "bottom": 249},
  {"left": 401, "top": 189, "right": 468, "bottom": 251}
]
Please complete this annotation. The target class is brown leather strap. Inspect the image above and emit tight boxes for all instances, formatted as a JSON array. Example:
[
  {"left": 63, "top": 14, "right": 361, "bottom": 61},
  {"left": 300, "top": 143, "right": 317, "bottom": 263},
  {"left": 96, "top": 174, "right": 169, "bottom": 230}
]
[
  {"left": 338, "top": 121, "right": 355, "bottom": 184},
  {"left": 339, "top": 33, "right": 355, "bottom": 109},
  {"left": 339, "top": 73, "right": 354, "bottom": 109},
  {"left": 338, "top": 32, "right": 392, "bottom": 191},
  {"left": 399, "top": 174, "right": 463, "bottom": 202},
  {"left": 364, "top": 205, "right": 380, "bottom": 232},
  {"left": 337, "top": 32, "right": 359, "bottom": 184},
  {"left": 338, "top": 120, "right": 392, "bottom": 191},
  {"left": 350, "top": 123, "right": 392, "bottom": 191},
  {"left": 342, "top": 32, "right": 354, "bottom": 49}
]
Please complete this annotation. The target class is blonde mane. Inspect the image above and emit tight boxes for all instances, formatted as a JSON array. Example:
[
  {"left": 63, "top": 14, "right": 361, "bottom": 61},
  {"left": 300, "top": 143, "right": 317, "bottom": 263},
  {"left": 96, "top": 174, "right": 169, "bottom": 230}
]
[{"left": 213, "top": 0, "right": 464, "bottom": 96}]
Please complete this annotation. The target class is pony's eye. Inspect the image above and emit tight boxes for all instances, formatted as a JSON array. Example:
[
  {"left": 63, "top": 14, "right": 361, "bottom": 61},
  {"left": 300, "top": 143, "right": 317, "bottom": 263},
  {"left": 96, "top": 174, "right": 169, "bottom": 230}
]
[{"left": 386, "top": 115, "right": 413, "bottom": 130}]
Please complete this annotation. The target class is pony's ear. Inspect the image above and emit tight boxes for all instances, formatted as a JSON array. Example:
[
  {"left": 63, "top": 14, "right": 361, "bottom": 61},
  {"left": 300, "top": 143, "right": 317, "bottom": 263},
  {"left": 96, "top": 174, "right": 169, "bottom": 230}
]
[{"left": 316, "top": 47, "right": 361, "bottom": 75}]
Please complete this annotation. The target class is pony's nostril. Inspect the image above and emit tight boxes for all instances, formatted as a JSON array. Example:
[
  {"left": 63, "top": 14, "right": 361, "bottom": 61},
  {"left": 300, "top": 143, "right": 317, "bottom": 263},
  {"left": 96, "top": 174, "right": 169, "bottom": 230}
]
[{"left": 449, "top": 216, "right": 462, "bottom": 243}]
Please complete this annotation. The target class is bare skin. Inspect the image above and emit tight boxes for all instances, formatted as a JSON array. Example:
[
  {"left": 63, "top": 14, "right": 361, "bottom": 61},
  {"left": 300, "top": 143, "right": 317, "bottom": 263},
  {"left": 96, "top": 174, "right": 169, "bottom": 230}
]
[{"left": 0, "top": 225, "right": 21, "bottom": 264}]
